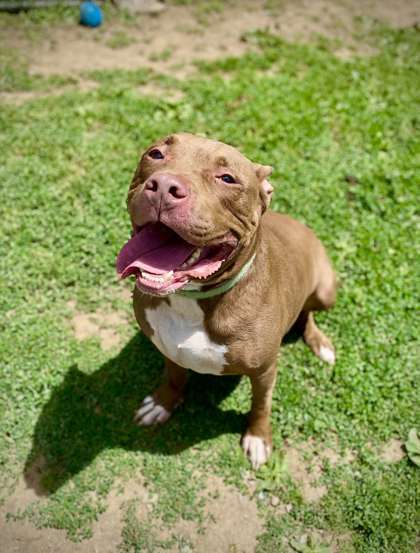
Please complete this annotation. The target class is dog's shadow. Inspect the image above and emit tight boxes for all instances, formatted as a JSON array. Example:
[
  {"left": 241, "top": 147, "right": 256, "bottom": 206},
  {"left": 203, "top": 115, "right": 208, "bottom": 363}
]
[{"left": 24, "top": 332, "right": 247, "bottom": 496}]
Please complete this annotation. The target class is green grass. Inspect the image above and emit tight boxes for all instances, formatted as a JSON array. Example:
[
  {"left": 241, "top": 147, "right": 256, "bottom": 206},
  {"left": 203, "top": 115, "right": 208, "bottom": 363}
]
[{"left": 0, "top": 20, "right": 419, "bottom": 553}]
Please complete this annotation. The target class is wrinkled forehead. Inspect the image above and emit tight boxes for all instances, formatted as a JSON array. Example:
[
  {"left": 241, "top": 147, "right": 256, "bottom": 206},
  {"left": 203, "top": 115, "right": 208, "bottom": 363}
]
[{"left": 149, "top": 133, "right": 257, "bottom": 177}]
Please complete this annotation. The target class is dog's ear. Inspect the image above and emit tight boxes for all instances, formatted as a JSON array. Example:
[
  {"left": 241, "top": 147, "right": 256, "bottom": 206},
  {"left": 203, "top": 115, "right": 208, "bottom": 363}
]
[{"left": 255, "top": 164, "right": 273, "bottom": 213}]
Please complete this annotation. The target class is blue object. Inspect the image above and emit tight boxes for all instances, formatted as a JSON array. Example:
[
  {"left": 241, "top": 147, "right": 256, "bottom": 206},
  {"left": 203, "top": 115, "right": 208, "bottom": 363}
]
[{"left": 80, "top": 1, "right": 103, "bottom": 28}]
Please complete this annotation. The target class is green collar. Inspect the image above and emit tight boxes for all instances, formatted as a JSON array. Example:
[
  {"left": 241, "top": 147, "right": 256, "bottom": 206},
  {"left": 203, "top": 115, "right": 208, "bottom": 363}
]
[{"left": 178, "top": 254, "right": 256, "bottom": 300}]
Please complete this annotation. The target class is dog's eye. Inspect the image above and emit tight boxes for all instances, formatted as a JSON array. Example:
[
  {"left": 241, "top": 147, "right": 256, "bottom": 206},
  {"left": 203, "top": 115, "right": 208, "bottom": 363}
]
[
  {"left": 219, "top": 174, "right": 236, "bottom": 184},
  {"left": 148, "top": 149, "right": 164, "bottom": 160}
]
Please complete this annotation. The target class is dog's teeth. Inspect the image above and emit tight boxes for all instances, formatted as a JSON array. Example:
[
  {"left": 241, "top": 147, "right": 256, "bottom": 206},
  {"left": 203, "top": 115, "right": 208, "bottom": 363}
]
[
  {"left": 180, "top": 248, "right": 202, "bottom": 269},
  {"left": 191, "top": 248, "right": 202, "bottom": 261},
  {"left": 141, "top": 270, "right": 173, "bottom": 283}
]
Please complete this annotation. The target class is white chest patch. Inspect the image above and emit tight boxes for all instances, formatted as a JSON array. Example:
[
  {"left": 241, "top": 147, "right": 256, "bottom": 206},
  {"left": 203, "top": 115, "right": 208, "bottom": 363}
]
[{"left": 144, "top": 295, "right": 228, "bottom": 375}]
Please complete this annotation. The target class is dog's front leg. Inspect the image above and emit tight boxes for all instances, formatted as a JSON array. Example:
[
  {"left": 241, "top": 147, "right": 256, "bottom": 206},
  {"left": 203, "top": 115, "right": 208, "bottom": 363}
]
[
  {"left": 134, "top": 359, "right": 188, "bottom": 426},
  {"left": 242, "top": 363, "right": 277, "bottom": 469}
]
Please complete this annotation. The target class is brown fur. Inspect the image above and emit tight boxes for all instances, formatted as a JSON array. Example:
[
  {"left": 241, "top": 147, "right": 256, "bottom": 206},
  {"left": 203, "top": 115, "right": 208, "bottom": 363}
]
[{"left": 127, "top": 133, "right": 336, "bottom": 467}]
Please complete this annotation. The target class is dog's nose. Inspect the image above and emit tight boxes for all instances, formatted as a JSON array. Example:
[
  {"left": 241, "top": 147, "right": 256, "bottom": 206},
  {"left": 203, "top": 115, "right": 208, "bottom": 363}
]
[{"left": 144, "top": 173, "right": 189, "bottom": 207}]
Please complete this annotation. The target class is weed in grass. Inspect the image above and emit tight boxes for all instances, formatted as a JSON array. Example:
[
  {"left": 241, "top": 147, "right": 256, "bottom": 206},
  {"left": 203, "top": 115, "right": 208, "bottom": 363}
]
[{"left": 405, "top": 429, "right": 420, "bottom": 467}]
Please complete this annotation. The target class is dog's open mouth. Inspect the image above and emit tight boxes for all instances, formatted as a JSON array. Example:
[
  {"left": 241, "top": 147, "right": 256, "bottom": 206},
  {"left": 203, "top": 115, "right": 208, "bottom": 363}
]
[{"left": 116, "top": 222, "right": 237, "bottom": 295}]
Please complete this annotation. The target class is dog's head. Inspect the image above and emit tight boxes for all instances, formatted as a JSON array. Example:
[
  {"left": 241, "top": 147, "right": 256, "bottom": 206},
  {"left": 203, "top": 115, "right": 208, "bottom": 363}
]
[{"left": 117, "top": 133, "right": 272, "bottom": 296}]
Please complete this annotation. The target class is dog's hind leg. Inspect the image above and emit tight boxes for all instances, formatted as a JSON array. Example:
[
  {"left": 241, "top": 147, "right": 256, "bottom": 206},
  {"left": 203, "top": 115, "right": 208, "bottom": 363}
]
[
  {"left": 298, "top": 255, "right": 337, "bottom": 364},
  {"left": 297, "top": 310, "right": 335, "bottom": 364}
]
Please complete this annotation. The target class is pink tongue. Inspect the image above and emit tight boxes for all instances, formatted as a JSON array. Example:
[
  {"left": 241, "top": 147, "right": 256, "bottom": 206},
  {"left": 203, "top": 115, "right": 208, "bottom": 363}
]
[{"left": 116, "top": 224, "right": 195, "bottom": 277}]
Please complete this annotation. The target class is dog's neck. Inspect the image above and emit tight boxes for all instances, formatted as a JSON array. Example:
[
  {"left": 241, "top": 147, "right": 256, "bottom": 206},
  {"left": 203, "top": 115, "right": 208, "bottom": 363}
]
[{"left": 177, "top": 254, "right": 256, "bottom": 300}]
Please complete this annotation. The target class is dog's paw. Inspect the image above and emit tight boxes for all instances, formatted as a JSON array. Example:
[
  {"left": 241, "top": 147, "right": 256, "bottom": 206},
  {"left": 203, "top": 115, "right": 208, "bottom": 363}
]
[
  {"left": 304, "top": 323, "right": 336, "bottom": 365},
  {"left": 318, "top": 345, "right": 335, "bottom": 365},
  {"left": 134, "top": 395, "right": 171, "bottom": 426},
  {"left": 242, "top": 434, "right": 271, "bottom": 470}
]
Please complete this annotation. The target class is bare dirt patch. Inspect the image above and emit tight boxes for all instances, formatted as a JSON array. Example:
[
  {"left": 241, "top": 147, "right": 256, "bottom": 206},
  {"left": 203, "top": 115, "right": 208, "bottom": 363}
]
[
  {"left": 379, "top": 438, "right": 405, "bottom": 463},
  {"left": 0, "top": 476, "right": 150, "bottom": 553},
  {"left": 67, "top": 300, "right": 129, "bottom": 350},
  {"left": 1, "top": 473, "right": 262, "bottom": 553},
  {"left": 197, "top": 475, "right": 263, "bottom": 553},
  {"left": 284, "top": 438, "right": 356, "bottom": 503},
  {"left": 154, "top": 475, "right": 263, "bottom": 553},
  {"left": 2, "top": 458, "right": 47, "bottom": 515},
  {"left": 285, "top": 446, "right": 328, "bottom": 503},
  {"left": 84, "top": 477, "right": 153, "bottom": 553}
]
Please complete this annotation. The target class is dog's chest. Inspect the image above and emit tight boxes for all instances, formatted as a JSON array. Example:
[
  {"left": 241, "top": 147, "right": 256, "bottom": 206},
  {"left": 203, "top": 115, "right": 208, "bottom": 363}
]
[{"left": 144, "top": 295, "right": 227, "bottom": 375}]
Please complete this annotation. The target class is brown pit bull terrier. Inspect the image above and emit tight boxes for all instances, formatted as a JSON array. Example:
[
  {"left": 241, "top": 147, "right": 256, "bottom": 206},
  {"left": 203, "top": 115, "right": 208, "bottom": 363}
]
[{"left": 117, "top": 133, "right": 336, "bottom": 469}]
